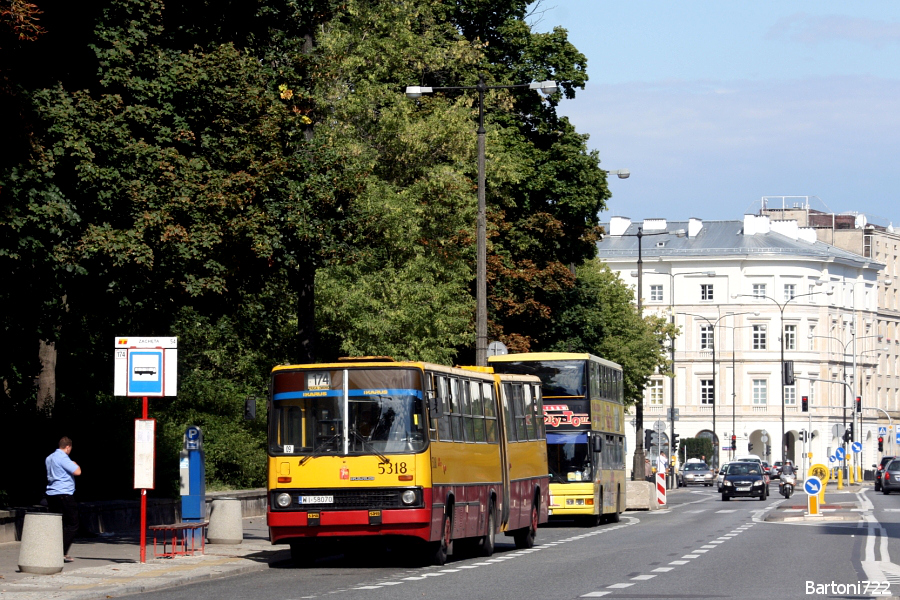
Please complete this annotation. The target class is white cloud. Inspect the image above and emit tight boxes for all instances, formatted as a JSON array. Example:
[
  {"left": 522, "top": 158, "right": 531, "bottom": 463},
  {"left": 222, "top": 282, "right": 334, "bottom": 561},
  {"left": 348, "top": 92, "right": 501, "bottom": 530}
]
[{"left": 767, "top": 12, "right": 900, "bottom": 49}]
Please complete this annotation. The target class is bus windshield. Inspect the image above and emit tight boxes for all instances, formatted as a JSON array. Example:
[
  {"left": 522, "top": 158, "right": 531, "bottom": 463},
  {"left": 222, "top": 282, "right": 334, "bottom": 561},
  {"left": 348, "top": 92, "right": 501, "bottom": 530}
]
[
  {"left": 546, "top": 432, "right": 592, "bottom": 483},
  {"left": 270, "top": 368, "right": 427, "bottom": 455},
  {"left": 492, "top": 361, "right": 586, "bottom": 397}
]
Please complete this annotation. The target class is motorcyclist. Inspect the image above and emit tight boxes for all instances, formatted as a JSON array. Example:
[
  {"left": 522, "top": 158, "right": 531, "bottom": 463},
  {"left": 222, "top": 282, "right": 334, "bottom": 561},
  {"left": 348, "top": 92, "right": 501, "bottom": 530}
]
[{"left": 781, "top": 460, "right": 796, "bottom": 477}]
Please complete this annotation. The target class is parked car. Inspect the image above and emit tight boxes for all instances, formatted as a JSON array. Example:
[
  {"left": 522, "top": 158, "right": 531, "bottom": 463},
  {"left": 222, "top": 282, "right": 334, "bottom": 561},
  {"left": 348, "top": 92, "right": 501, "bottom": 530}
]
[
  {"left": 875, "top": 456, "right": 898, "bottom": 492},
  {"left": 882, "top": 459, "right": 900, "bottom": 495},
  {"left": 771, "top": 461, "right": 783, "bottom": 479},
  {"left": 721, "top": 461, "right": 768, "bottom": 501},
  {"left": 716, "top": 462, "right": 730, "bottom": 492},
  {"left": 681, "top": 461, "right": 715, "bottom": 487}
]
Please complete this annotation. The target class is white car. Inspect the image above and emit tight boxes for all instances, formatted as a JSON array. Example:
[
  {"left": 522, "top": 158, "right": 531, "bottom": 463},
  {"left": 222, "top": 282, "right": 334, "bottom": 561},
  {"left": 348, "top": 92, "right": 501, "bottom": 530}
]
[{"left": 716, "top": 463, "right": 730, "bottom": 492}]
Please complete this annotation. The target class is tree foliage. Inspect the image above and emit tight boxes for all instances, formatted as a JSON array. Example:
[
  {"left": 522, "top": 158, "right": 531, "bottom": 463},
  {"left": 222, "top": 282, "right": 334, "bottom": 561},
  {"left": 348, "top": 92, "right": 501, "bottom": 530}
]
[{"left": 0, "top": 0, "right": 630, "bottom": 504}]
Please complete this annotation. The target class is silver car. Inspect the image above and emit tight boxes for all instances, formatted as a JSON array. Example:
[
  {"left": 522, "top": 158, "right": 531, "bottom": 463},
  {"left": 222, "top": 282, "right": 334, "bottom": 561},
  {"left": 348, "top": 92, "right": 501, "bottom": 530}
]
[
  {"left": 682, "top": 462, "right": 715, "bottom": 487},
  {"left": 883, "top": 459, "right": 900, "bottom": 494},
  {"left": 716, "top": 463, "right": 730, "bottom": 492}
]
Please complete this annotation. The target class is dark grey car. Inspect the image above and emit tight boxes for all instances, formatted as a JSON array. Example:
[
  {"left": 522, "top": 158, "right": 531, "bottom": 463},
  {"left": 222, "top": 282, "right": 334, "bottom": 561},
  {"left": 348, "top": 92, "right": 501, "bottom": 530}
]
[{"left": 883, "top": 459, "right": 900, "bottom": 494}]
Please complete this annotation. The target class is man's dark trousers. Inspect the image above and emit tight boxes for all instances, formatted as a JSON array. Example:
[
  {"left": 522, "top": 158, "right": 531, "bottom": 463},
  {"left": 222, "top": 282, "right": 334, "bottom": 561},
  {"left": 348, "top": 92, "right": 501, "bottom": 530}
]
[{"left": 47, "top": 494, "right": 79, "bottom": 555}]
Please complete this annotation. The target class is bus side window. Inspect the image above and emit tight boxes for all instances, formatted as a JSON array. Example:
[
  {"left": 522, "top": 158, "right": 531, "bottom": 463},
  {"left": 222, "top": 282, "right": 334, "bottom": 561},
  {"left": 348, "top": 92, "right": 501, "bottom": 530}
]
[
  {"left": 436, "top": 376, "right": 452, "bottom": 442},
  {"left": 469, "top": 380, "right": 485, "bottom": 442},
  {"left": 449, "top": 377, "right": 463, "bottom": 442},
  {"left": 461, "top": 378, "right": 475, "bottom": 443},
  {"left": 590, "top": 361, "right": 601, "bottom": 401},
  {"left": 483, "top": 382, "right": 498, "bottom": 443},
  {"left": 512, "top": 384, "right": 527, "bottom": 442},
  {"left": 523, "top": 384, "right": 537, "bottom": 441}
]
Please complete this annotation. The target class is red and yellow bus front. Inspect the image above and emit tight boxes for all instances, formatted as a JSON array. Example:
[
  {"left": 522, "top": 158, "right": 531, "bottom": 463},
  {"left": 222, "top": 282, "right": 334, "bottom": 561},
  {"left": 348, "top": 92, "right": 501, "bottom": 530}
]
[{"left": 267, "top": 362, "right": 435, "bottom": 545}]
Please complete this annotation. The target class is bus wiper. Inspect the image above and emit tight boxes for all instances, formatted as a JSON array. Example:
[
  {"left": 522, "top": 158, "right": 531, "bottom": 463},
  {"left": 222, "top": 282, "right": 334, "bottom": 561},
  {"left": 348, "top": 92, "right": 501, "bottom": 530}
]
[
  {"left": 299, "top": 434, "right": 340, "bottom": 466},
  {"left": 351, "top": 430, "right": 390, "bottom": 464}
]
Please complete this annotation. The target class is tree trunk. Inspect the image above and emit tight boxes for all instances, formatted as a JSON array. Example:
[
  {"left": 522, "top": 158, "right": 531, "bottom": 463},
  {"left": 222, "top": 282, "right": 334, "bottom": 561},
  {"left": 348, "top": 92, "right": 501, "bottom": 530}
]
[
  {"left": 37, "top": 339, "right": 57, "bottom": 412},
  {"left": 294, "top": 266, "right": 317, "bottom": 364}
]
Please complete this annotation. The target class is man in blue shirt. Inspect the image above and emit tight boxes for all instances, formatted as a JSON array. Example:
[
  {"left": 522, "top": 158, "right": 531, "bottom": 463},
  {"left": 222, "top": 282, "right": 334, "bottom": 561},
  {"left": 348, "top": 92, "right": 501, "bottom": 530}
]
[{"left": 46, "top": 437, "right": 82, "bottom": 562}]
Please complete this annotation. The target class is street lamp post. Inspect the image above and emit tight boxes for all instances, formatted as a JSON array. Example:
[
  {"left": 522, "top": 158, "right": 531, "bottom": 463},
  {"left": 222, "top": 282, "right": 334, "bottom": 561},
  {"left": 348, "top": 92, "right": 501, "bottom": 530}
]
[
  {"left": 621, "top": 226, "right": 685, "bottom": 480},
  {"left": 732, "top": 287, "right": 832, "bottom": 465},
  {"left": 633, "top": 268, "right": 714, "bottom": 487},
  {"left": 405, "top": 77, "right": 558, "bottom": 365},
  {"left": 679, "top": 311, "right": 759, "bottom": 469}
]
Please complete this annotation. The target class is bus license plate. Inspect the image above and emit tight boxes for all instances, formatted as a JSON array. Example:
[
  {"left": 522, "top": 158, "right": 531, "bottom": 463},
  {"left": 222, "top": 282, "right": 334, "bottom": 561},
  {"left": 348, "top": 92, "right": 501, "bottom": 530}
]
[{"left": 300, "top": 495, "right": 333, "bottom": 504}]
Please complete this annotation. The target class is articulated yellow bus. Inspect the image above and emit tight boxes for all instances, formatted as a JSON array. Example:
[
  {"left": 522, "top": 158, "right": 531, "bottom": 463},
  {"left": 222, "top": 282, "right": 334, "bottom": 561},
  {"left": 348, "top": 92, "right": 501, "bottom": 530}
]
[
  {"left": 489, "top": 352, "right": 625, "bottom": 526},
  {"left": 267, "top": 357, "right": 548, "bottom": 565}
]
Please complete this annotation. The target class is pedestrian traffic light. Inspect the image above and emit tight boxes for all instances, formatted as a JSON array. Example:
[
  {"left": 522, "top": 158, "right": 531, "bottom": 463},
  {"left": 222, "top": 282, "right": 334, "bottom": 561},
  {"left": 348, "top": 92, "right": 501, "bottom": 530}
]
[
  {"left": 856, "top": 397, "right": 862, "bottom": 413},
  {"left": 748, "top": 442, "right": 753, "bottom": 452},
  {"left": 879, "top": 436, "right": 884, "bottom": 452},
  {"left": 801, "top": 395, "right": 808, "bottom": 412},
  {"left": 244, "top": 395, "right": 257, "bottom": 421}
]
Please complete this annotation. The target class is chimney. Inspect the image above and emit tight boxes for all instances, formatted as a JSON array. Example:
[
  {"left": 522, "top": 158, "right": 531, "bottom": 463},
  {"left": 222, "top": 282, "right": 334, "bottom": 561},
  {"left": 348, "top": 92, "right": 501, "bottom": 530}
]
[
  {"left": 608, "top": 216, "right": 631, "bottom": 236},
  {"left": 643, "top": 218, "right": 667, "bottom": 231},
  {"left": 688, "top": 218, "right": 703, "bottom": 238},
  {"left": 770, "top": 219, "right": 799, "bottom": 240}
]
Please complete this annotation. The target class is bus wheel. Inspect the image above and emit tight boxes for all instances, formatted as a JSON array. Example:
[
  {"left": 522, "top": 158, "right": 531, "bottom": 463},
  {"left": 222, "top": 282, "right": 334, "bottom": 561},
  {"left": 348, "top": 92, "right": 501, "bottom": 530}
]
[
  {"left": 429, "top": 512, "right": 451, "bottom": 565},
  {"left": 514, "top": 503, "right": 537, "bottom": 549},
  {"left": 479, "top": 502, "right": 496, "bottom": 557},
  {"left": 606, "top": 493, "right": 621, "bottom": 523}
]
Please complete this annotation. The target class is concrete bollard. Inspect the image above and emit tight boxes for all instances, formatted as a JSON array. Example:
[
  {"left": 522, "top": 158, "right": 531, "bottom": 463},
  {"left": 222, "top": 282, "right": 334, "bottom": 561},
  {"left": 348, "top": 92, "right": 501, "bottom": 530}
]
[
  {"left": 207, "top": 498, "right": 242, "bottom": 544},
  {"left": 18, "top": 513, "right": 64, "bottom": 574}
]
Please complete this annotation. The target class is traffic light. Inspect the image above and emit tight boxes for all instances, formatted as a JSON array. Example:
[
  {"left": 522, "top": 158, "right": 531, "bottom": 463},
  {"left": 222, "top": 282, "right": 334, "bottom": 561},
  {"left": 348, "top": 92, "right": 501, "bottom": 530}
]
[
  {"left": 748, "top": 442, "right": 753, "bottom": 452},
  {"left": 731, "top": 434, "right": 736, "bottom": 448},
  {"left": 856, "top": 397, "right": 862, "bottom": 413},
  {"left": 766, "top": 444, "right": 771, "bottom": 456},
  {"left": 842, "top": 428, "right": 850, "bottom": 443},
  {"left": 798, "top": 430, "right": 806, "bottom": 442},
  {"left": 850, "top": 422, "right": 854, "bottom": 442},
  {"left": 243, "top": 395, "right": 257, "bottom": 420},
  {"left": 644, "top": 429, "right": 652, "bottom": 449},
  {"left": 879, "top": 436, "right": 884, "bottom": 452},
  {"left": 672, "top": 433, "right": 680, "bottom": 453},
  {"left": 801, "top": 395, "right": 808, "bottom": 412}
]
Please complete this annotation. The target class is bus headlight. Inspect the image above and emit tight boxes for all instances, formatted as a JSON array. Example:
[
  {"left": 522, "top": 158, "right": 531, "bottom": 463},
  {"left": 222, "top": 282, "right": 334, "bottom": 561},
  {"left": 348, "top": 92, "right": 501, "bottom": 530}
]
[
  {"left": 276, "top": 493, "right": 293, "bottom": 508},
  {"left": 401, "top": 490, "right": 417, "bottom": 505}
]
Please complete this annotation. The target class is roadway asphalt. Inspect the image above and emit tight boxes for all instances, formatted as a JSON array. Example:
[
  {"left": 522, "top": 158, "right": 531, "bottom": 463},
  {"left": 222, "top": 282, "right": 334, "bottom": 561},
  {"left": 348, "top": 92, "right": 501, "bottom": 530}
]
[{"left": 0, "top": 482, "right": 868, "bottom": 600}]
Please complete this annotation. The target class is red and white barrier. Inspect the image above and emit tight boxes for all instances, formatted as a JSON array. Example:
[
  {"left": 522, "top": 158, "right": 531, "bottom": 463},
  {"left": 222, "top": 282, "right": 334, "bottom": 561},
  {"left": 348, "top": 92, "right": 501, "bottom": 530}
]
[{"left": 657, "top": 454, "right": 667, "bottom": 505}]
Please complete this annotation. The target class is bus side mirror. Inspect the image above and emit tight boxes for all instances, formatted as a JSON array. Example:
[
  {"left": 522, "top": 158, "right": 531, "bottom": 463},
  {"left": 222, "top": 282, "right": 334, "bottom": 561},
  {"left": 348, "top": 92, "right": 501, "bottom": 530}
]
[
  {"left": 244, "top": 395, "right": 257, "bottom": 420},
  {"left": 592, "top": 435, "right": 603, "bottom": 453}
]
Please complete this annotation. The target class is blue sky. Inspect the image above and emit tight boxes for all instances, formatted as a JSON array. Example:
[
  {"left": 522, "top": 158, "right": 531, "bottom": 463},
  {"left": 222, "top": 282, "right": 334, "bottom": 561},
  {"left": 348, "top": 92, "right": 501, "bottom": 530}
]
[{"left": 531, "top": 1, "right": 900, "bottom": 225}]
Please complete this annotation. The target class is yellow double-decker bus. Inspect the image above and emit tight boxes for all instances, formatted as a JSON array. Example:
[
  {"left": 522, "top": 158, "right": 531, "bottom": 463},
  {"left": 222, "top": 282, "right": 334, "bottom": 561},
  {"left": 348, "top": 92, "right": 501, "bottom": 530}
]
[
  {"left": 489, "top": 352, "right": 625, "bottom": 526},
  {"left": 267, "top": 357, "right": 548, "bottom": 565}
]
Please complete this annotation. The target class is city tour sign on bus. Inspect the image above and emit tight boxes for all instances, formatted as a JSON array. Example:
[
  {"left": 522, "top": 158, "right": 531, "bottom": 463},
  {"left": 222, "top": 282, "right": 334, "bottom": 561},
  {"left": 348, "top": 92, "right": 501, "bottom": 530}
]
[{"left": 114, "top": 337, "right": 178, "bottom": 397}]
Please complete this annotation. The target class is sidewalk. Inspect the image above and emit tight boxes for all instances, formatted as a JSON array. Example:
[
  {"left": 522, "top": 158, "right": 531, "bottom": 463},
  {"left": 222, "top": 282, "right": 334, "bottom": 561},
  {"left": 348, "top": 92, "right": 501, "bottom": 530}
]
[{"left": 0, "top": 517, "right": 287, "bottom": 600}]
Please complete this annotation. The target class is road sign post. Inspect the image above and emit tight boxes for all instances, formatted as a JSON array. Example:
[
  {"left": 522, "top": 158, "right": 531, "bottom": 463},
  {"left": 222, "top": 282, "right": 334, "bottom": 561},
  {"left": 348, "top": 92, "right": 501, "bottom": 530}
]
[{"left": 804, "top": 476, "right": 823, "bottom": 516}]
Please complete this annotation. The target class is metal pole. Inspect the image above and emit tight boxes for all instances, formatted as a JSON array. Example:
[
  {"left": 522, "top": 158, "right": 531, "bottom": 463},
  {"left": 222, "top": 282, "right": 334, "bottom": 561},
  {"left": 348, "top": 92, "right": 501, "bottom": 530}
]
[
  {"left": 732, "top": 336, "right": 736, "bottom": 461},
  {"left": 712, "top": 327, "right": 717, "bottom": 469},
  {"left": 632, "top": 227, "right": 645, "bottom": 480},
  {"left": 475, "top": 78, "right": 487, "bottom": 367},
  {"left": 669, "top": 273, "right": 676, "bottom": 489},
  {"left": 780, "top": 304, "right": 786, "bottom": 465}
]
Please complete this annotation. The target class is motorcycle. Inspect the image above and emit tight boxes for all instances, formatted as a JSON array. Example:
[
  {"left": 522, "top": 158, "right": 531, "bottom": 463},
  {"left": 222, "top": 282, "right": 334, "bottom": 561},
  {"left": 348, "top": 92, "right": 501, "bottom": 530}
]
[{"left": 780, "top": 472, "right": 796, "bottom": 499}]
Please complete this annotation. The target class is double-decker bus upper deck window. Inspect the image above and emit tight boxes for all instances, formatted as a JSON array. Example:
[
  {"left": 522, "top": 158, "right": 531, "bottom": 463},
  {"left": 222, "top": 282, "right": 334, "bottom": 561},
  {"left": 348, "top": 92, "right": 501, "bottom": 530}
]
[{"left": 494, "top": 361, "right": 586, "bottom": 397}]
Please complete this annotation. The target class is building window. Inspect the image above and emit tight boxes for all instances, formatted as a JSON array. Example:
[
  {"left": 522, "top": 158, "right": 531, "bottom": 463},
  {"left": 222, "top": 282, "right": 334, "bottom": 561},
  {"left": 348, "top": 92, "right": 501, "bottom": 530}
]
[
  {"left": 648, "top": 380, "right": 664, "bottom": 405},
  {"left": 784, "top": 284, "right": 796, "bottom": 301},
  {"left": 753, "top": 379, "right": 767, "bottom": 405},
  {"left": 700, "top": 324, "right": 714, "bottom": 350},
  {"left": 701, "top": 284, "right": 714, "bottom": 301},
  {"left": 752, "top": 283, "right": 767, "bottom": 299},
  {"left": 753, "top": 324, "right": 767, "bottom": 350},
  {"left": 785, "top": 385, "right": 796, "bottom": 405},
  {"left": 650, "top": 285, "right": 664, "bottom": 302},
  {"left": 701, "top": 379, "right": 714, "bottom": 405},
  {"left": 784, "top": 325, "right": 796, "bottom": 351}
]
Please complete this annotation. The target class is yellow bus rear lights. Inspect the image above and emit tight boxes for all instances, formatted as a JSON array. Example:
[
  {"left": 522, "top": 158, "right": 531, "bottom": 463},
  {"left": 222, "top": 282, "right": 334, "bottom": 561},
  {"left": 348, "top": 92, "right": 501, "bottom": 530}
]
[
  {"left": 585, "top": 498, "right": 594, "bottom": 505},
  {"left": 278, "top": 477, "right": 292, "bottom": 483},
  {"left": 398, "top": 475, "right": 413, "bottom": 481}
]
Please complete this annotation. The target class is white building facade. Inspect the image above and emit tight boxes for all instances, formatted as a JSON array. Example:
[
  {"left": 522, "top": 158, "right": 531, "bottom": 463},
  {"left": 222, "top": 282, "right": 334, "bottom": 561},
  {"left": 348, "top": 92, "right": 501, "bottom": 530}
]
[{"left": 597, "top": 214, "right": 892, "bottom": 480}]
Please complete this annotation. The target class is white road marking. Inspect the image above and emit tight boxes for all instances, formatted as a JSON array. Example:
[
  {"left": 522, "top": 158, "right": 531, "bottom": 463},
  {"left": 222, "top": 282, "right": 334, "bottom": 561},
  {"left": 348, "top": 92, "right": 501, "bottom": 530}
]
[
  {"left": 631, "top": 575, "right": 656, "bottom": 580},
  {"left": 652, "top": 567, "right": 674, "bottom": 572},
  {"left": 607, "top": 583, "right": 634, "bottom": 588}
]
